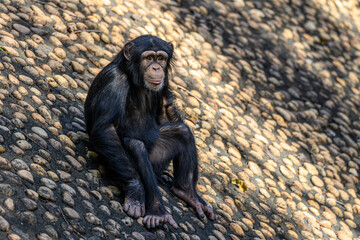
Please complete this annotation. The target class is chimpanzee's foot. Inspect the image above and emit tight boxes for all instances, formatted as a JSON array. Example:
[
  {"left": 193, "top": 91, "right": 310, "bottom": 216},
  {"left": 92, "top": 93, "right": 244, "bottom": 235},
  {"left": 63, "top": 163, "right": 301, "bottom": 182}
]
[
  {"left": 124, "top": 180, "right": 145, "bottom": 218},
  {"left": 143, "top": 203, "right": 178, "bottom": 229},
  {"left": 143, "top": 213, "right": 178, "bottom": 229},
  {"left": 171, "top": 186, "right": 215, "bottom": 220}
]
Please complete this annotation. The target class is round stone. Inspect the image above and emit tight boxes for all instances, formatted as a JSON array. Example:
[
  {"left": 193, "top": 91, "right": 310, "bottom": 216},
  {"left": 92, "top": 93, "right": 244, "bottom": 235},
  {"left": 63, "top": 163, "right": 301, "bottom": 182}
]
[
  {"left": 248, "top": 161, "right": 262, "bottom": 176},
  {"left": 17, "top": 170, "right": 34, "bottom": 184},
  {"left": 63, "top": 207, "right": 80, "bottom": 220},
  {"left": 31, "top": 127, "right": 48, "bottom": 138},
  {"left": 13, "top": 23, "right": 31, "bottom": 34},
  {"left": 0, "top": 216, "right": 10, "bottom": 231},
  {"left": 280, "top": 166, "right": 294, "bottom": 179},
  {"left": 311, "top": 176, "right": 324, "bottom": 188}
]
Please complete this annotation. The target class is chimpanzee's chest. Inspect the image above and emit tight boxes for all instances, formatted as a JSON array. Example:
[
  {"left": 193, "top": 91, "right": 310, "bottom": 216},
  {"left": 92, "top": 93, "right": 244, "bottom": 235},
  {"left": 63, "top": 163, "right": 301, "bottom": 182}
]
[
  {"left": 118, "top": 90, "right": 161, "bottom": 148},
  {"left": 121, "top": 109, "right": 160, "bottom": 149}
]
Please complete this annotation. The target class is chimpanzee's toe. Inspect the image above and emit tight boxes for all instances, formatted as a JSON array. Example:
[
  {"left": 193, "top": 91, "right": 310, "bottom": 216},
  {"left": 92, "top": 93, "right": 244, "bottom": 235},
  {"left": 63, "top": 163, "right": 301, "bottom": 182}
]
[
  {"left": 143, "top": 214, "right": 178, "bottom": 229},
  {"left": 124, "top": 197, "right": 145, "bottom": 218},
  {"left": 171, "top": 186, "right": 214, "bottom": 220}
]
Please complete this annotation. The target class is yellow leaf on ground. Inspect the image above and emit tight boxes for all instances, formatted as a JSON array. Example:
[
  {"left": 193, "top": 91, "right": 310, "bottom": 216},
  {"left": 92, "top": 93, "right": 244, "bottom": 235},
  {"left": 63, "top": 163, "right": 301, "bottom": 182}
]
[{"left": 231, "top": 178, "right": 247, "bottom": 192}]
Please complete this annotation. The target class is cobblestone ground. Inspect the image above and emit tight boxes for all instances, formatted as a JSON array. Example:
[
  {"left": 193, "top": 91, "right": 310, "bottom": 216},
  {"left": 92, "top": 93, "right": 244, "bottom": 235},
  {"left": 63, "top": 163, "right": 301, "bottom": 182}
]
[{"left": 0, "top": 0, "right": 360, "bottom": 239}]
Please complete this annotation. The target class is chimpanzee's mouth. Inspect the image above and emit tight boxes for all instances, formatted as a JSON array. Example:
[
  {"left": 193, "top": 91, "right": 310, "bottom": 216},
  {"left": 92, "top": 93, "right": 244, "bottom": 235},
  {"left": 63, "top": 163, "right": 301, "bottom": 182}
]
[{"left": 146, "top": 79, "right": 162, "bottom": 85}]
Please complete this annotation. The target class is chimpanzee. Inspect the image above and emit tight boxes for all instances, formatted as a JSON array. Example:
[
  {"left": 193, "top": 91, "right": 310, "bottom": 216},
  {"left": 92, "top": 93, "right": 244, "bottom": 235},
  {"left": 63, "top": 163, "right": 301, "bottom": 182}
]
[{"left": 84, "top": 35, "right": 214, "bottom": 228}]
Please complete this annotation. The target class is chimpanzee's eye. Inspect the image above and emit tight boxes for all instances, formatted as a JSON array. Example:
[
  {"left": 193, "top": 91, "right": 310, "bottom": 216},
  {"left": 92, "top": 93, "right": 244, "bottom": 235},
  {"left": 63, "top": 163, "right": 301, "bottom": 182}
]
[
  {"left": 157, "top": 56, "right": 164, "bottom": 61},
  {"left": 146, "top": 56, "right": 153, "bottom": 61}
]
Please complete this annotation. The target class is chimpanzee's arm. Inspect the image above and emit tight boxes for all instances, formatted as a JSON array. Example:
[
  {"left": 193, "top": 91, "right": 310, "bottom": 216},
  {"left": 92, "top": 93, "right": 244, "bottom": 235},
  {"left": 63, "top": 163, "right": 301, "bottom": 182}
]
[
  {"left": 88, "top": 118, "right": 146, "bottom": 219},
  {"left": 89, "top": 121, "right": 139, "bottom": 183},
  {"left": 85, "top": 67, "right": 138, "bottom": 183},
  {"left": 158, "top": 89, "right": 183, "bottom": 124}
]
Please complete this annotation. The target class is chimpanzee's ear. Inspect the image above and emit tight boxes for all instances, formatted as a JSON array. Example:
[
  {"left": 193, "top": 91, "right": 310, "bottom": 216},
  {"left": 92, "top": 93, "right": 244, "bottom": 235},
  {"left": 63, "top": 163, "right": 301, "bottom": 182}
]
[
  {"left": 123, "top": 42, "right": 135, "bottom": 60},
  {"left": 167, "top": 42, "right": 174, "bottom": 52}
]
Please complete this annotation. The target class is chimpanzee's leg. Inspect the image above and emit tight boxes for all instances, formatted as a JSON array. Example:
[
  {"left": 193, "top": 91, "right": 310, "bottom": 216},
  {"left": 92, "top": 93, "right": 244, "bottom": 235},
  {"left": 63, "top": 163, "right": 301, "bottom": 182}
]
[
  {"left": 123, "top": 138, "right": 178, "bottom": 229},
  {"left": 89, "top": 124, "right": 144, "bottom": 218},
  {"left": 149, "top": 123, "right": 215, "bottom": 220}
]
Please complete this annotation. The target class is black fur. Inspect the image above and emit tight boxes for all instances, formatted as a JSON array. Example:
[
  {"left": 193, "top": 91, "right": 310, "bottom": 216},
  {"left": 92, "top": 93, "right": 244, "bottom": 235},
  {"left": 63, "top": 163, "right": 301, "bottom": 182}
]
[{"left": 84, "top": 35, "right": 201, "bottom": 217}]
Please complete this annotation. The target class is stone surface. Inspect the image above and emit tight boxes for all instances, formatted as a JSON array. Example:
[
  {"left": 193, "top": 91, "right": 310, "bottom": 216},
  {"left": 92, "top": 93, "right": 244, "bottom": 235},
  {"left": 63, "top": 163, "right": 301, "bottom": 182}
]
[{"left": 0, "top": 0, "right": 358, "bottom": 239}]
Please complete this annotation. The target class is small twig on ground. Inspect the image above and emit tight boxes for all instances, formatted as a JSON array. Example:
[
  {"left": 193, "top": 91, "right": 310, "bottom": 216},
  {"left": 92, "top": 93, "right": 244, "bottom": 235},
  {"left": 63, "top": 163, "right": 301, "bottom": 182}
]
[
  {"left": 336, "top": 200, "right": 345, "bottom": 208},
  {"left": 31, "top": 0, "right": 85, "bottom": 19},
  {"left": 74, "top": 30, "right": 103, "bottom": 34},
  {"left": 59, "top": 208, "right": 86, "bottom": 238},
  {"left": 176, "top": 84, "right": 216, "bottom": 113}
]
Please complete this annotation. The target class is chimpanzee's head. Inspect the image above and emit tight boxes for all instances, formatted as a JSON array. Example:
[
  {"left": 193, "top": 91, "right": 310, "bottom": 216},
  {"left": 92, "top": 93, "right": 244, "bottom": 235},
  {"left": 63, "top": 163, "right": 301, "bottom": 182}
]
[{"left": 122, "top": 35, "right": 174, "bottom": 92}]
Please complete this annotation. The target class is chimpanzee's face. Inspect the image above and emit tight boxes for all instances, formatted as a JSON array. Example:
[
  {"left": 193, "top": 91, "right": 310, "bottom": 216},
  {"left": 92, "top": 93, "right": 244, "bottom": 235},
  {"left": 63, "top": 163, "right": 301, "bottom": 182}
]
[
  {"left": 140, "top": 50, "right": 168, "bottom": 91},
  {"left": 122, "top": 35, "right": 174, "bottom": 91}
]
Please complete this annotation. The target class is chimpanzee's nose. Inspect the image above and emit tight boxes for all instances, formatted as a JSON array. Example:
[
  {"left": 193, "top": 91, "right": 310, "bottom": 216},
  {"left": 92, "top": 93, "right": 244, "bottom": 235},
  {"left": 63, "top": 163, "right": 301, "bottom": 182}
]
[{"left": 152, "top": 65, "right": 160, "bottom": 71}]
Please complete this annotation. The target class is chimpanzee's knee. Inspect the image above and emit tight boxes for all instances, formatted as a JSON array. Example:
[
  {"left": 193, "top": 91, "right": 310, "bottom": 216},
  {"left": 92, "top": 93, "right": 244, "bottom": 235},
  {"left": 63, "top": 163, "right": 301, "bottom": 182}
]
[
  {"left": 177, "top": 123, "right": 194, "bottom": 142},
  {"left": 124, "top": 138, "right": 148, "bottom": 157}
]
